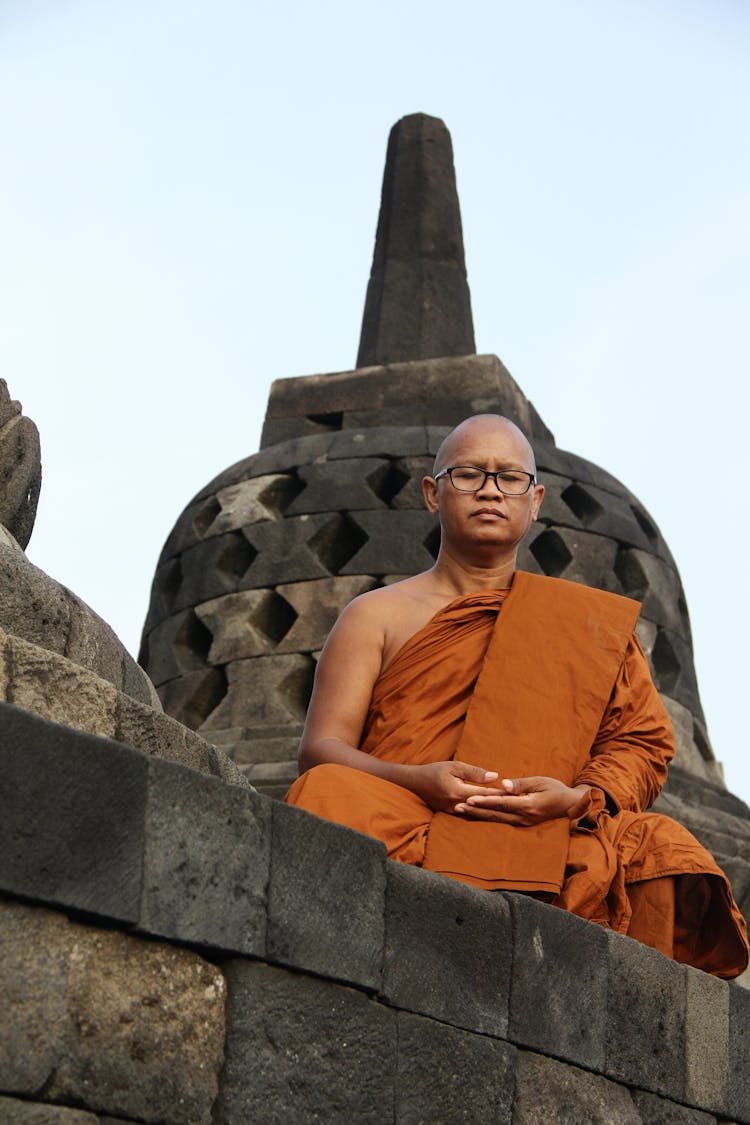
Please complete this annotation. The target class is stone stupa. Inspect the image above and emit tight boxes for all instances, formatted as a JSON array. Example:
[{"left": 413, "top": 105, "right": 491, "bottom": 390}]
[{"left": 140, "top": 113, "right": 750, "bottom": 930}]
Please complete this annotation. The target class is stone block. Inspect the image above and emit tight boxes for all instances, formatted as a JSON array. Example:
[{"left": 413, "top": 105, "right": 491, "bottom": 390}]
[
  {"left": 383, "top": 864, "right": 511, "bottom": 1037},
  {"left": 203, "top": 473, "right": 302, "bottom": 534},
  {"left": 158, "top": 499, "right": 204, "bottom": 560},
  {"left": 230, "top": 724, "right": 304, "bottom": 765},
  {"left": 139, "top": 756, "right": 270, "bottom": 953},
  {"left": 249, "top": 432, "right": 334, "bottom": 474},
  {"left": 0, "top": 703, "right": 146, "bottom": 922},
  {"left": 64, "top": 593, "right": 125, "bottom": 692},
  {"left": 387, "top": 455, "right": 434, "bottom": 508},
  {"left": 242, "top": 513, "right": 361, "bottom": 585},
  {"left": 527, "top": 525, "right": 621, "bottom": 591},
  {"left": 135, "top": 607, "right": 210, "bottom": 686},
  {"left": 267, "top": 801, "right": 386, "bottom": 988},
  {"left": 615, "top": 548, "right": 688, "bottom": 634},
  {"left": 157, "top": 667, "right": 227, "bottom": 731},
  {"left": 684, "top": 966, "right": 729, "bottom": 1113},
  {"left": 727, "top": 979, "right": 750, "bottom": 1121},
  {"left": 512, "top": 1051, "right": 641, "bottom": 1124},
  {"left": 7, "top": 634, "right": 119, "bottom": 740},
  {"left": 200, "top": 654, "right": 314, "bottom": 732},
  {"left": 175, "top": 532, "right": 257, "bottom": 609},
  {"left": 505, "top": 892, "right": 608, "bottom": 1070},
  {"left": 395, "top": 1011, "right": 517, "bottom": 1124},
  {"left": 535, "top": 473, "right": 579, "bottom": 527},
  {"left": 605, "top": 929, "right": 687, "bottom": 1100},
  {"left": 328, "top": 425, "right": 431, "bottom": 460},
  {"left": 121, "top": 647, "right": 159, "bottom": 707},
  {"left": 649, "top": 627, "right": 702, "bottom": 719},
  {"left": 195, "top": 589, "right": 293, "bottom": 663},
  {"left": 220, "top": 961, "right": 395, "bottom": 1123},
  {"left": 285, "top": 457, "right": 390, "bottom": 514},
  {"left": 556, "top": 481, "right": 653, "bottom": 550},
  {"left": 244, "top": 759, "right": 297, "bottom": 800},
  {"left": 339, "top": 509, "right": 438, "bottom": 574},
  {"left": 0, "top": 1098, "right": 99, "bottom": 1123},
  {"left": 274, "top": 576, "right": 376, "bottom": 652},
  {"left": 630, "top": 1090, "right": 717, "bottom": 1123}
]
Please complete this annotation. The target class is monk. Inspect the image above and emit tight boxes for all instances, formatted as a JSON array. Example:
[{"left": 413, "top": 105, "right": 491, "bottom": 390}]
[{"left": 285, "top": 414, "right": 749, "bottom": 977}]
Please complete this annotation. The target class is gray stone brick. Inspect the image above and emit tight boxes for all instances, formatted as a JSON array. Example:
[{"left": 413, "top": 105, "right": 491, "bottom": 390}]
[
  {"left": 0, "top": 703, "right": 146, "bottom": 923},
  {"left": 204, "top": 473, "right": 301, "bottom": 534},
  {"left": 328, "top": 425, "right": 431, "bottom": 460},
  {"left": 175, "top": 532, "right": 257, "bottom": 609},
  {"left": 156, "top": 666, "right": 227, "bottom": 731},
  {"left": 195, "top": 589, "right": 296, "bottom": 663},
  {"left": 727, "top": 980, "right": 750, "bottom": 1122},
  {"left": 250, "top": 431, "right": 334, "bottom": 473},
  {"left": 630, "top": 1089, "right": 717, "bottom": 1123},
  {"left": 339, "top": 509, "right": 438, "bottom": 574},
  {"left": 505, "top": 892, "right": 608, "bottom": 1071},
  {"left": 241, "top": 513, "right": 355, "bottom": 585},
  {"left": 0, "top": 1097, "right": 99, "bottom": 1123},
  {"left": 527, "top": 525, "right": 621, "bottom": 590},
  {"left": 200, "top": 653, "right": 314, "bottom": 732},
  {"left": 0, "top": 544, "right": 72, "bottom": 653},
  {"left": 684, "top": 962, "right": 729, "bottom": 1112},
  {"left": 139, "top": 756, "right": 270, "bottom": 954},
  {"left": 387, "top": 455, "right": 434, "bottom": 508},
  {"left": 274, "top": 576, "right": 376, "bottom": 653},
  {"left": 220, "top": 961, "right": 395, "bottom": 1124},
  {"left": 383, "top": 863, "right": 511, "bottom": 1037},
  {"left": 285, "top": 458, "right": 390, "bottom": 514},
  {"left": 605, "top": 929, "right": 687, "bottom": 1100},
  {"left": 615, "top": 548, "right": 688, "bottom": 634},
  {"left": 140, "top": 608, "right": 210, "bottom": 686},
  {"left": 267, "top": 801, "right": 386, "bottom": 989},
  {"left": 513, "top": 1051, "right": 641, "bottom": 1124},
  {"left": 395, "top": 1011, "right": 517, "bottom": 1124}
]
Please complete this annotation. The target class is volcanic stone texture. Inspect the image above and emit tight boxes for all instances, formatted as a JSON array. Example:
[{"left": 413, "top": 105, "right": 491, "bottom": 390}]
[
  {"left": 357, "top": 112, "right": 476, "bottom": 367},
  {"left": 0, "top": 379, "right": 41, "bottom": 549}
]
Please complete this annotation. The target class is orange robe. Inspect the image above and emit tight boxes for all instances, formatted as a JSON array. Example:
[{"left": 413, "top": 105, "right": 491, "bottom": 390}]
[{"left": 286, "top": 572, "right": 749, "bottom": 977}]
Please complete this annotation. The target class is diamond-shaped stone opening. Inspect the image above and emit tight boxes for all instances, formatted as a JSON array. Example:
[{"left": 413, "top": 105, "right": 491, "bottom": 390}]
[
  {"left": 631, "top": 505, "right": 658, "bottom": 543},
  {"left": 280, "top": 655, "right": 317, "bottom": 719},
  {"left": 561, "top": 483, "right": 604, "bottom": 526},
  {"left": 258, "top": 474, "right": 306, "bottom": 516},
  {"left": 156, "top": 556, "right": 183, "bottom": 599},
  {"left": 529, "top": 529, "right": 573, "bottom": 577},
  {"left": 174, "top": 609, "right": 213, "bottom": 668},
  {"left": 186, "top": 668, "right": 228, "bottom": 730},
  {"left": 692, "top": 718, "right": 713, "bottom": 763},
  {"left": 306, "top": 411, "right": 343, "bottom": 432},
  {"left": 423, "top": 524, "right": 441, "bottom": 560},
  {"left": 651, "top": 630, "right": 681, "bottom": 694},
  {"left": 217, "top": 533, "right": 258, "bottom": 581},
  {"left": 367, "top": 461, "right": 411, "bottom": 505},
  {"left": 614, "top": 548, "right": 648, "bottom": 599},
  {"left": 309, "top": 514, "right": 368, "bottom": 574},
  {"left": 193, "top": 496, "right": 221, "bottom": 537},
  {"left": 249, "top": 590, "right": 298, "bottom": 645}
]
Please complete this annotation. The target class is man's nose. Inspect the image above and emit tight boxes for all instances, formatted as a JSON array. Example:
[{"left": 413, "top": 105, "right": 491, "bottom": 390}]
[{"left": 477, "top": 473, "right": 504, "bottom": 495}]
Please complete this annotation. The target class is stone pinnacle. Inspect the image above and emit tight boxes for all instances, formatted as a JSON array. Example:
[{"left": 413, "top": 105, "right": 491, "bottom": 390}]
[{"left": 356, "top": 113, "right": 476, "bottom": 368}]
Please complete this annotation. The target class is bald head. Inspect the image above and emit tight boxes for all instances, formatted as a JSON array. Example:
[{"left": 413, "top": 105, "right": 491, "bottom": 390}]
[{"left": 432, "top": 415, "right": 537, "bottom": 477}]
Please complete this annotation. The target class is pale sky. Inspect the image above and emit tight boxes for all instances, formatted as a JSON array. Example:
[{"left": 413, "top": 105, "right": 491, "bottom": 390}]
[{"left": 2, "top": 1, "right": 749, "bottom": 801}]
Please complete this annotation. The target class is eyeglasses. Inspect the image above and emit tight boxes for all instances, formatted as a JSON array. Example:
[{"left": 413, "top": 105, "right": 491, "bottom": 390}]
[{"left": 433, "top": 466, "right": 537, "bottom": 495}]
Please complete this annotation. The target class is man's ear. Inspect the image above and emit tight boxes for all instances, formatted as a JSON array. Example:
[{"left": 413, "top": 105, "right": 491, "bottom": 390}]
[
  {"left": 422, "top": 475, "right": 439, "bottom": 513},
  {"left": 531, "top": 483, "right": 545, "bottom": 522}
]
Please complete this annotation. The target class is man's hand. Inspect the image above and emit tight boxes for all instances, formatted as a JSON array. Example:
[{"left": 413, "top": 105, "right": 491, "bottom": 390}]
[
  {"left": 403, "top": 760, "right": 506, "bottom": 812},
  {"left": 455, "top": 776, "right": 590, "bottom": 825}
]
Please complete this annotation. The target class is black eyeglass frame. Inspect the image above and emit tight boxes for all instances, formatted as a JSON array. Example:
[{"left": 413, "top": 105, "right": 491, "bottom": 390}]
[{"left": 433, "top": 465, "right": 537, "bottom": 496}]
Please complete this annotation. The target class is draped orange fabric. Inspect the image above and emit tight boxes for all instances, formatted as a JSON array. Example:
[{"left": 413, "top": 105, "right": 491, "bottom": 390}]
[{"left": 286, "top": 572, "right": 749, "bottom": 977}]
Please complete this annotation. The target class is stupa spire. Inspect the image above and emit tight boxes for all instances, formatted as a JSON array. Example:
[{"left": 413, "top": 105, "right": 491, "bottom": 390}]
[{"left": 356, "top": 113, "right": 476, "bottom": 367}]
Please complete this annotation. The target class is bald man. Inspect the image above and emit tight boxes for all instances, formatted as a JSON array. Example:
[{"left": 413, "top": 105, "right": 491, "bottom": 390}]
[{"left": 286, "top": 415, "right": 749, "bottom": 976}]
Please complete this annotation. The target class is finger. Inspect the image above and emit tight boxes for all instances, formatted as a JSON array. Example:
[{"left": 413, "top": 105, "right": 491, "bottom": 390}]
[
  {"left": 454, "top": 762, "right": 499, "bottom": 784},
  {"left": 460, "top": 807, "right": 531, "bottom": 825}
]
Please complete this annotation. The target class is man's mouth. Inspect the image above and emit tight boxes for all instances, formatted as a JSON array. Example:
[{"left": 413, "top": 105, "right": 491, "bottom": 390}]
[{"left": 473, "top": 508, "right": 506, "bottom": 519}]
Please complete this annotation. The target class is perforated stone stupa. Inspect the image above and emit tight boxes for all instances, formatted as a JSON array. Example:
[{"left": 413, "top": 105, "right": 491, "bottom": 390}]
[{"left": 140, "top": 114, "right": 750, "bottom": 928}]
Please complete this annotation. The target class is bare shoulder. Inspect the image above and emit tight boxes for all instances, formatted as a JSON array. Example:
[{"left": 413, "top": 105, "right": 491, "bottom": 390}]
[{"left": 335, "top": 572, "right": 449, "bottom": 670}]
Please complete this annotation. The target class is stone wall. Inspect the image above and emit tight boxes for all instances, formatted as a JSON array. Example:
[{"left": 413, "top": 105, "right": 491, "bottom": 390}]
[{"left": 3, "top": 701, "right": 749, "bottom": 1124}]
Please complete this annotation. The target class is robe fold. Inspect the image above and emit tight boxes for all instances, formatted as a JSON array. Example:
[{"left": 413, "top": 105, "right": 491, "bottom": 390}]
[{"left": 286, "top": 571, "right": 749, "bottom": 977}]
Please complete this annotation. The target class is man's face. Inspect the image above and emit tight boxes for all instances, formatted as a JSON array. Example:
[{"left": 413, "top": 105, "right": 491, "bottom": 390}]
[{"left": 422, "top": 418, "right": 544, "bottom": 554}]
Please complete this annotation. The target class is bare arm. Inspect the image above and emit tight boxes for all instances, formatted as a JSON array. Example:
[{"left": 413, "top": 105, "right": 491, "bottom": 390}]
[{"left": 298, "top": 592, "right": 504, "bottom": 811}]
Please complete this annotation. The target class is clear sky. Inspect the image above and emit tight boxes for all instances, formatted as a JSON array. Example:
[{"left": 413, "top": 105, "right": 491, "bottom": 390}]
[{"left": 2, "top": 1, "right": 749, "bottom": 800}]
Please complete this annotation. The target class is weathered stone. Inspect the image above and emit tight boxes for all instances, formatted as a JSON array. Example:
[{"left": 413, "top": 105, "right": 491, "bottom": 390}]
[
  {"left": 195, "top": 589, "right": 298, "bottom": 663},
  {"left": 505, "top": 892, "right": 608, "bottom": 1071},
  {"left": 274, "top": 576, "right": 376, "bottom": 652},
  {"left": 615, "top": 547, "right": 689, "bottom": 635},
  {"left": 630, "top": 1090, "right": 717, "bottom": 1123},
  {"left": 156, "top": 667, "right": 227, "bottom": 731},
  {"left": 267, "top": 801, "right": 386, "bottom": 988},
  {"left": 285, "top": 457, "right": 390, "bottom": 514},
  {"left": 199, "top": 654, "right": 314, "bottom": 731},
  {"left": 557, "top": 481, "right": 653, "bottom": 550},
  {"left": 605, "top": 930, "right": 687, "bottom": 1100},
  {"left": 246, "top": 432, "right": 334, "bottom": 474},
  {"left": 383, "top": 863, "right": 511, "bottom": 1036},
  {"left": 387, "top": 455, "right": 434, "bottom": 508},
  {"left": 328, "top": 424, "right": 431, "bottom": 460},
  {"left": 243, "top": 759, "right": 297, "bottom": 800},
  {"left": 727, "top": 979, "right": 750, "bottom": 1121},
  {"left": 175, "top": 532, "right": 257, "bottom": 609},
  {"left": 662, "top": 695, "right": 719, "bottom": 781},
  {"left": 395, "top": 1011, "right": 517, "bottom": 1124},
  {"left": 0, "top": 378, "right": 41, "bottom": 548},
  {"left": 684, "top": 966, "right": 729, "bottom": 1112},
  {"left": 139, "top": 756, "right": 269, "bottom": 953},
  {"left": 513, "top": 1051, "right": 641, "bottom": 1124},
  {"left": 0, "top": 1098, "right": 99, "bottom": 1123},
  {"left": 220, "top": 962, "right": 395, "bottom": 1124},
  {"left": 0, "top": 545, "right": 71, "bottom": 651},
  {"left": 7, "top": 632, "right": 119, "bottom": 739},
  {"left": 527, "top": 525, "right": 621, "bottom": 590},
  {"left": 338, "top": 509, "right": 438, "bottom": 575},
  {"left": 241, "top": 513, "right": 359, "bottom": 585},
  {"left": 650, "top": 627, "right": 703, "bottom": 719},
  {"left": 64, "top": 593, "right": 125, "bottom": 692},
  {"left": 0, "top": 702, "right": 146, "bottom": 922},
  {"left": 204, "top": 474, "right": 302, "bottom": 534}
]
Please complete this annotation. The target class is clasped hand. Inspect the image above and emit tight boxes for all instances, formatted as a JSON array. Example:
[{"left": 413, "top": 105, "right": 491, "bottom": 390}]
[{"left": 406, "top": 760, "right": 587, "bottom": 826}]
